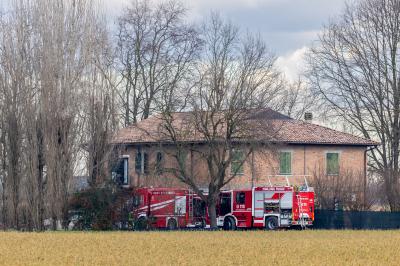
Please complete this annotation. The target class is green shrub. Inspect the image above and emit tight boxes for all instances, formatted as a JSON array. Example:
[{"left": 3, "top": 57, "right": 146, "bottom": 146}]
[{"left": 69, "top": 185, "right": 133, "bottom": 230}]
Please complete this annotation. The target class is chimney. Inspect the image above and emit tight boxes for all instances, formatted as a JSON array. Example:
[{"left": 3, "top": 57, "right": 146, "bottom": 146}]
[{"left": 304, "top": 112, "right": 313, "bottom": 122}]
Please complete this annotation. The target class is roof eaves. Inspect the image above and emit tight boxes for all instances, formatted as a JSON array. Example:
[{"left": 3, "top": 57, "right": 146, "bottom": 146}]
[
  {"left": 111, "top": 139, "right": 381, "bottom": 147},
  {"left": 282, "top": 140, "right": 380, "bottom": 146}
]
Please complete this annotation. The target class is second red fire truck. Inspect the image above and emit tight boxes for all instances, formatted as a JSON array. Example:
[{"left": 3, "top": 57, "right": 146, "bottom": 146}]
[
  {"left": 131, "top": 178, "right": 315, "bottom": 230},
  {"left": 132, "top": 187, "right": 206, "bottom": 230},
  {"left": 217, "top": 185, "right": 314, "bottom": 230}
]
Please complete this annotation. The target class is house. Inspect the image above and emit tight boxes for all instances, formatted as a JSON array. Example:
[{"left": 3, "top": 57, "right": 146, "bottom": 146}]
[{"left": 111, "top": 109, "right": 379, "bottom": 194}]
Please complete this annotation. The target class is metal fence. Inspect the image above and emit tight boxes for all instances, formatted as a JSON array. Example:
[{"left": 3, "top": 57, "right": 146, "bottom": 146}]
[{"left": 313, "top": 210, "right": 400, "bottom": 229}]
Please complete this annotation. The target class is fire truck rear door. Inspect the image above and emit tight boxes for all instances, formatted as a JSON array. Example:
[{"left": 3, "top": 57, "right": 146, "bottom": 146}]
[{"left": 254, "top": 192, "right": 264, "bottom": 218}]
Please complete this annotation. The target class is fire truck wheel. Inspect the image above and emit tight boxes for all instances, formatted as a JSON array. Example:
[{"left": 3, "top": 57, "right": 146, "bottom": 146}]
[
  {"left": 265, "top": 216, "right": 278, "bottom": 231},
  {"left": 223, "top": 217, "right": 236, "bottom": 231},
  {"left": 134, "top": 217, "right": 148, "bottom": 231},
  {"left": 167, "top": 218, "right": 178, "bottom": 230}
]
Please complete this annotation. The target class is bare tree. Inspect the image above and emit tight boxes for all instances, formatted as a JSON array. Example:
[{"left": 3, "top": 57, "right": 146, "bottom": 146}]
[
  {"left": 311, "top": 164, "right": 373, "bottom": 211},
  {"left": 0, "top": 0, "right": 110, "bottom": 230},
  {"left": 84, "top": 24, "right": 119, "bottom": 187},
  {"left": 154, "top": 13, "right": 281, "bottom": 228},
  {"left": 32, "top": 0, "right": 110, "bottom": 228},
  {"left": 0, "top": 3, "right": 29, "bottom": 228},
  {"left": 0, "top": 111, "right": 5, "bottom": 228},
  {"left": 278, "top": 79, "right": 317, "bottom": 120},
  {"left": 115, "top": 0, "right": 200, "bottom": 126},
  {"left": 307, "top": 0, "right": 399, "bottom": 210}
]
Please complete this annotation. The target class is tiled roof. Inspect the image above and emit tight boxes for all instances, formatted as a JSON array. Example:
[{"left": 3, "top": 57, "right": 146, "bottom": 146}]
[
  {"left": 270, "top": 119, "right": 379, "bottom": 146},
  {"left": 112, "top": 109, "right": 379, "bottom": 146},
  {"left": 112, "top": 112, "right": 195, "bottom": 144}
]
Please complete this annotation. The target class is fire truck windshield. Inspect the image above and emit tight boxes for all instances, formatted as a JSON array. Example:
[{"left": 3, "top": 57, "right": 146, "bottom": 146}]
[{"left": 133, "top": 195, "right": 141, "bottom": 207}]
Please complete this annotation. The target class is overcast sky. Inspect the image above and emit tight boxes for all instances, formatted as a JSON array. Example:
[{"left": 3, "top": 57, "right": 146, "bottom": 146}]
[
  {"left": 0, "top": 0, "right": 348, "bottom": 80},
  {"left": 104, "top": 0, "right": 348, "bottom": 81}
]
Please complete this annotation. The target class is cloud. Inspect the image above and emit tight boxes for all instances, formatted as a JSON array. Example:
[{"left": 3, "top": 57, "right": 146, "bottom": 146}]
[
  {"left": 275, "top": 46, "right": 309, "bottom": 82},
  {"left": 187, "top": 0, "right": 266, "bottom": 11},
  {"left": 103, "top": 0, "right": 345, "bottom": 55}
]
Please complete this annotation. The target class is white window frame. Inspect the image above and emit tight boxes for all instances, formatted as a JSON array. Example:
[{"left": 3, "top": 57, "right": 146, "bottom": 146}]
[
  {"left": 135, "top": 148, "right": 150, "bottom": 175},
  {"left": 121, "top": 155, "right": 129, "bottom": 186}
]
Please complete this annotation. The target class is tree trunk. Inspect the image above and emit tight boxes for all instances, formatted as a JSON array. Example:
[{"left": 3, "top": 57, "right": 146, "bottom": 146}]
[
  {"left": 389, "top": 180, "right": 400, "bottom": 212},
  {"left": 52, "top": 214, "right": 57, "bottom": 231},
  {"left": 125, "top": 88, "right": 130, "bottom": 126},
  {"left": 1, "top": 187, "right": 6, "bottom": 230},
  {"left": 12, "top": 195, "right": 18, "bottom": 229},
  {"left": 207, "top": 199, "right": 218, "bottom": 229},
  {"left": 37, "top": 161, "right": 44, "bottom": 231},
  {"left": 36, "top": 122, "right": 45, "bottom": 231},
  {"left": 0, "top": 119, "right": 6, "bottom": 229}
]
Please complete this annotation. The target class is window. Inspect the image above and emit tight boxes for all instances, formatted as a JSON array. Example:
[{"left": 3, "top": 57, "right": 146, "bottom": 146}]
[
  {"left": 135, "top": 151, "right": 142, "bottom": 173},
  {"left": 143, "top": 153, "right": 148, "bottom": 173},
  {"left": 111, "top": 157, "right": 129, "bottom": 185},
  {"left": 219, "top": 194, "right": 231, "bottom": 216},
  {"left": 135, "top": 149, "right": 149, "bottom": 174},
  {"left": 236, "top": 192, "right": 246, "bottom": 204},
  {"left": 326, "top": 152, "right": 339, "bottom": 175},
  {"left": 123, "top": 158, "right": 128, "bottom": 184},
  {"left": 279, "top": 151, "right": 292, "bottom": 175},
  {"left": 193, "top": 198, "right": 206, "bottom": 217},
  {"left": 155, "top": 151, "right": 164, "bottom": 174},
  {"left": 133, "top": 195, "right": 142, "bottom": 207},
  {"left": 231, "top": 149, "right": 244, "bottom": 175}
]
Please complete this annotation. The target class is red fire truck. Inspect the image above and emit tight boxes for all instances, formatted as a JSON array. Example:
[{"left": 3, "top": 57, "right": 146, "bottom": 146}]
[
  {"left": 131, "top": 187, "right": 206, "bottom": 230},
  {"left": 131, "top": 177, "right": 314, "bottom": 231},
  {"left": 217, "top": 184, "right": 315, "bottom": 230}
]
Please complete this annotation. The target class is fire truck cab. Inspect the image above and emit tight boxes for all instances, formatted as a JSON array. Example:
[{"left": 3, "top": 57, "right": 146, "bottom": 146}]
[{"left": 217, "top": 178, "right": 315, "bottom": 230}]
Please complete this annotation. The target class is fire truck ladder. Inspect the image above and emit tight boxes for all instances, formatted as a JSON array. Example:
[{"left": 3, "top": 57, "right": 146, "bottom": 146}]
[
  {"left": 296, "top": 194, "right": 306, "bottom": 229},
  {"left": 188, "top": 190, "right": 194, "bottom": 218}
]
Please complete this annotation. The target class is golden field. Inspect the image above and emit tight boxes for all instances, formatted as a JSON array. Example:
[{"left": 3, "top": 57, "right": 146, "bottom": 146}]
[{"left": 0, "top": 230, "right": 400, "bottom": 266}]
